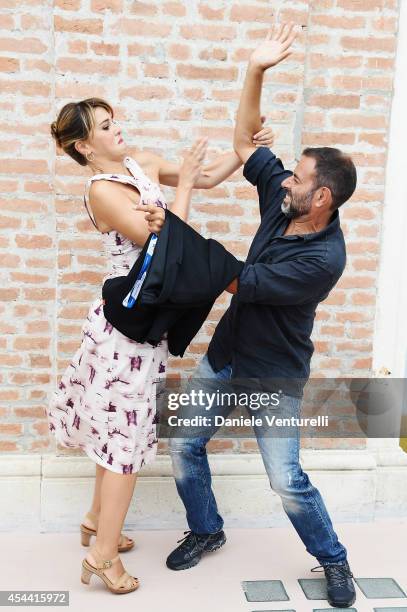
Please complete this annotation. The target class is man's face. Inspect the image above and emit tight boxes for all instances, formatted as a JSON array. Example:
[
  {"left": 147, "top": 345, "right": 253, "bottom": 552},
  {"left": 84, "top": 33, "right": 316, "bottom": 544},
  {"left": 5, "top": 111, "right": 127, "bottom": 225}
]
[{"left": 281, "top": 155, "right": 318, "bottom": 219}]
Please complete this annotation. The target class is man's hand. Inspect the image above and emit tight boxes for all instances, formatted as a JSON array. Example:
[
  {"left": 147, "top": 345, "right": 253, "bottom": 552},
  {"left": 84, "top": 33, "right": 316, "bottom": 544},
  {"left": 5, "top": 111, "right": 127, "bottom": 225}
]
[
  {"left": 134, "top": 203, "right": 165, "bottom": 234},
  {"left": 249, "top": 22, "right": 298, "bottom": 72}
]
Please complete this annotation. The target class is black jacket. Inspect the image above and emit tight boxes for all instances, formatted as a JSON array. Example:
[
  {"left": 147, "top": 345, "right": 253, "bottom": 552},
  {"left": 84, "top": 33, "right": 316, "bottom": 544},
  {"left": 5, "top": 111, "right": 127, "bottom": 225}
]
[{"left": 102, "top": 209, "right": 244, "bottom": 357}]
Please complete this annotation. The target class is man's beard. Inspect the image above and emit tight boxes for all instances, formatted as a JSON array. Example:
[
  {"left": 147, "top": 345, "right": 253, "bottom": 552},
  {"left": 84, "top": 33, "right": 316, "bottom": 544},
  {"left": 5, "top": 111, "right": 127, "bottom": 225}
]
[{"left": 281, "top": 189, "right": 314, "bottom": 219}]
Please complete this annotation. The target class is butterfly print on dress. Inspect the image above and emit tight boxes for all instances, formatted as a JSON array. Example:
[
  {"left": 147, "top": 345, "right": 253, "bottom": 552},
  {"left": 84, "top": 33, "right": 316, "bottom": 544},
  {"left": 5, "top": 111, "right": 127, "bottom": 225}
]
[
  {"left": 84, "top": 330, "right": 97, "bottom": 344},
  {"left": 70, "top": 378, "right": 86, "bottom": 391},
  {"left": 94, "top": 304, "right": 102, "bottom": 316},
  {"left": 125, "top": 410, "right": 137, "bottom": 426},
  {"left": 88, "top": 364, "right": 96, "bottom": 383},
  {"left": 104, "top": 376, "right": 130, "bottom": 390},
  {"left": 121, "top": 464, "right": 133, "bottom": 475},
  {"left": 72, "top": 412, "right": 80, "bottom": 430},
  {"left": 60, "top": 418, "right": 71, "bottom": 437},
  {"left": 158, "top": 361, "right": 166, "bottom": 373},
  {"left": 103, "top": 321, "right": 114, "bottom": 334},
  {"left": 109, "top": 427, "right": 129, "bottom": 439},
  {"left": 130, "top": 355, "right": 142, "bottom": 371}
]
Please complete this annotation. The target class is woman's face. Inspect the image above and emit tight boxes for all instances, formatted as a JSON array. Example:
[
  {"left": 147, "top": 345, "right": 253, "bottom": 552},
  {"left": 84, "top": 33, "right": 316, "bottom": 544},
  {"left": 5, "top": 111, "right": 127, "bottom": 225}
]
[{"left": 85, "top": 106, "right": 126, "bottom": 161}]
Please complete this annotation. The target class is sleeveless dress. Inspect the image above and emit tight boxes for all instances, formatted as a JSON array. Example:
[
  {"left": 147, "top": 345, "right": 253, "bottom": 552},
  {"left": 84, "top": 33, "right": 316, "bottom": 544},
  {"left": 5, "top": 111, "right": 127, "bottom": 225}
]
[{"left": 46, "top": 156, "right": 169, "bottom": 475}]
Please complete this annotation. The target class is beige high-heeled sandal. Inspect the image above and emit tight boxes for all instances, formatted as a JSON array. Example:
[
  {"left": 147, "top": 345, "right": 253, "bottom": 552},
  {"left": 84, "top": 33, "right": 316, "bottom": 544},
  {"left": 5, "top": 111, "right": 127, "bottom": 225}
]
[
  {"left": 81, "top": 547, "right": 139, "bottom": 594},
  {"left": 80, "top": 511, "right": 135, "bottom": 552}
]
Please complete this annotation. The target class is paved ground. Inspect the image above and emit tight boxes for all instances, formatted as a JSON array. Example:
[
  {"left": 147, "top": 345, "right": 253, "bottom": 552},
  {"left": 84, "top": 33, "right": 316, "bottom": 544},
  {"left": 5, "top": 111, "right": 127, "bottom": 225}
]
[{"left": 0, "top": 519, "right": 406, "bottom": 612}]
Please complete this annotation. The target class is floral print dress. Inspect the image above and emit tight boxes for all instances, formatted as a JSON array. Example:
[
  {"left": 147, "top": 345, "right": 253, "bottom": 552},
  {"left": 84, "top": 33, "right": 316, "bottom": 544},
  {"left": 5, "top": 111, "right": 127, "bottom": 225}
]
[{"left": 46, "top": 156, "right": 168, "bottom": 474}]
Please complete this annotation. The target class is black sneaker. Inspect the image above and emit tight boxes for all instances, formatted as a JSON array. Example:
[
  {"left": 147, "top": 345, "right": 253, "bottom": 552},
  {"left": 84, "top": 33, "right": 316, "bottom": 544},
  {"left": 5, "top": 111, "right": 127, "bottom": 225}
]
[
  {"left": 166, "top": 529, "right": 226, "bottom": 571},
  {"left": 312, "top": 561, "right": 356, "bottom": 608}
]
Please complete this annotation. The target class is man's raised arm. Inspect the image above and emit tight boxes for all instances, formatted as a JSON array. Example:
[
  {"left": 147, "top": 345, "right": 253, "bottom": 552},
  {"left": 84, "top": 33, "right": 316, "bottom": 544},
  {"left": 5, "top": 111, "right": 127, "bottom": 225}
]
[{"left": 234, "top": 23, "right": 298, "bottom": 164}]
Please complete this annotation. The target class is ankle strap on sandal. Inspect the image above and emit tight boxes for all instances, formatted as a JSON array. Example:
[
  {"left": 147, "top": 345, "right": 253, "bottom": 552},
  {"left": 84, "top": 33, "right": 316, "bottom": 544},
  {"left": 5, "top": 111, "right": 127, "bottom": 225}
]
[{"left": 92, "top": 547, "right": 120, "bottom": 570}]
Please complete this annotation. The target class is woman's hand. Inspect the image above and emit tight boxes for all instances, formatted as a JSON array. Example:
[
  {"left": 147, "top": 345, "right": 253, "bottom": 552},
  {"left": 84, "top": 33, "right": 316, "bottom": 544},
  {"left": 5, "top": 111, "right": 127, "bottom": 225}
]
[
  {"left": 178, "top": 138, "right": 208, "bottom": 189},
  {"left": 253, "top": 115, "right": 275, "bottom": 148},
  {"left": 249, "top": 22, "right": 298, "bottom": 72}
]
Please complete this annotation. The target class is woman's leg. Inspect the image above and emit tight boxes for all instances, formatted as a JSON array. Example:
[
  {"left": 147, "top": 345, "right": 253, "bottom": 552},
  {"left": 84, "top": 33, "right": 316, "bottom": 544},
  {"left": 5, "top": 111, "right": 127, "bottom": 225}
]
[
  {"left": 86, "top": 470, "right": 138, "bottom": 584},
  {"left": 82, "top": 464, "right": 133, "bottom": 546},
  {"left": 89, "top": 463, "right": 104, "bottom": 515}
]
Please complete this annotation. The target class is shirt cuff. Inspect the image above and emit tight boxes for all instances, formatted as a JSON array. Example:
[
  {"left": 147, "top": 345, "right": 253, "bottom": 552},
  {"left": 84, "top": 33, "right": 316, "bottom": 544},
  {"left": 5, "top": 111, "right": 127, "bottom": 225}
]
[
  {"left": 243, "top": 147, "right": 276, "bottom": 186},
  {"left": 236, "top": 266, "right": 256, "bottom": 302}
]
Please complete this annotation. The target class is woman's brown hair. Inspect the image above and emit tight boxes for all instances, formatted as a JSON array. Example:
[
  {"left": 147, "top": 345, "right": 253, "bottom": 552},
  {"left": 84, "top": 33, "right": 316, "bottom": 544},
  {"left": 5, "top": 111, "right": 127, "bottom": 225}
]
[{"left": 50, "top": 98, "right": 114, "bottom": 166}]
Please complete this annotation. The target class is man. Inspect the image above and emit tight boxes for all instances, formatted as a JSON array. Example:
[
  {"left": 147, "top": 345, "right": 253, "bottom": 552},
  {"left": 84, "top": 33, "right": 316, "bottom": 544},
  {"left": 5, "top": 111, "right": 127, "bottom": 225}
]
[{"left": 165, "top": 23, "right": 358, "bottom": 609}]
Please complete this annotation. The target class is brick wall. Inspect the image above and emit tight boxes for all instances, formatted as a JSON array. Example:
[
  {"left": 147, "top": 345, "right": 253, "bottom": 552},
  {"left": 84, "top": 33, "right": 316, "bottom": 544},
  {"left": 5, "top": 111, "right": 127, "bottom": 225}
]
[{"left": 0, "top": 0, "right": 400, "bottom": 455}]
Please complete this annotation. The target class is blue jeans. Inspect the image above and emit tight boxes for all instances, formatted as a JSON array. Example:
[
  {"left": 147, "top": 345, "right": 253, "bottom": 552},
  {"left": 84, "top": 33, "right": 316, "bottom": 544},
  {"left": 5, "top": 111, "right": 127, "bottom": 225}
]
[{"left": 168, "top": 354, "right": 347, "bottom": 566}]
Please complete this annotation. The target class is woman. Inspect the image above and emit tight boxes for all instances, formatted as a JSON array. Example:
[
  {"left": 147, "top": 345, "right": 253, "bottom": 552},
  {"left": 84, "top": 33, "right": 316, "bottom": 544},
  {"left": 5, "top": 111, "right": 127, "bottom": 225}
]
[{"left": 47, "top": 97, "right": 274, "bottom": 594}]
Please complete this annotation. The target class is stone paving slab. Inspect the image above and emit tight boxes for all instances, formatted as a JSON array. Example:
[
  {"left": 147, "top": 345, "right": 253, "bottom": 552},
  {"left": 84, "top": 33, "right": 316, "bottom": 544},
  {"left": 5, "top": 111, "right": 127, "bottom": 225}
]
[
  {"left": 355, "top": 578, "right": 407, "bottom": 599},
  {"left": 373, "top": 608, "right": 407, "bottom": 612},
  {"left": 242, "top": 580, "right": 289, "bottom": 602},
  {"left": 313, "top": 608, "right": 357, "bottom": 612},
  {"left": 297, "top": 578, "right": 327, "bottom": 600}
]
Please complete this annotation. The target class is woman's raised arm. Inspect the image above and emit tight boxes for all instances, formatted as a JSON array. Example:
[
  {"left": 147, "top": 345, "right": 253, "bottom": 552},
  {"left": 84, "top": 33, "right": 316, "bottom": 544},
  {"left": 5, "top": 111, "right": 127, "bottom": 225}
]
[{"left": 146, "top": 119, "right": 274, "bottom": 189}]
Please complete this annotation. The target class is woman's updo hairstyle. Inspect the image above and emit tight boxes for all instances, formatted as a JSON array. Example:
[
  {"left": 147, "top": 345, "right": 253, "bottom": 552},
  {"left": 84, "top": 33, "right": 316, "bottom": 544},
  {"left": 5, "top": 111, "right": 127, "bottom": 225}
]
[{"left": 50, "top": 98, "right": 114, "bottom": 166}]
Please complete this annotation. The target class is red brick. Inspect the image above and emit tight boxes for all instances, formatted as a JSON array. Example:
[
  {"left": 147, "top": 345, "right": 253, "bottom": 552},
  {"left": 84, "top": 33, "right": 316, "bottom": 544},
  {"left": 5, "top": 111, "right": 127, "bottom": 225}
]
[
  {"left": 14, "top": 406, "right": 47, "bottom": 418},
  {"left": 0, "top": 57, "right": 19, "bottom": 72},
  {"left": 13, "top": 337, "right": 50, "bottom": 350},
  {"left": 57, "top": 57, "right": 120, "bottom": 75},
  {"left": 54, "top": 15, "right": 103, "bottom": 34},
  {"left": 90, "top": 42, "right": 119, "bottom": 56},
  {"left": 230, "top": 4, "right": 271, "bottom": 22},
  {"left": 353, "top": 257, "right": 377, "bottom": 271},
  {"left": 143, "top": 63, "right": 170, "bottom": 78},
  {"left": 113, "top": 18, "right": 171, "bottom": 37},
  {"left": 351, "top": 292, "right": 376, "bottom": 306},
  {"left": 15, "top": 234, "right": 52, "bottom": 248},
  {"left": 307, "top": 94, "right": 360, "bottom": 109},
  {"left": 302, "top": 131, "right": 355, "bottom": 146},
  {"left": 0, "top": 288, "right": 20, "bottom": 301},
  {"left": 54, "top": 0, "right": 80, "bottom": 8},
  {"left": 0, "top": 441, "right": 17, "bottom": 451},
  {"left": 91, "top": 0, "right": 122, "bottom": 10},
  {"left": 198, "top": 3, "right": 224, "bottom": 19},
  {"left": 162, "top": 1, "right": 186, "bottom": 16},
  {"left": 199, "top": 47, "right": 228, "bottom": 61},
  {"left": 338, "top": 0, "right": 387, "bottom": 9},
  {"left": 312, "top": 14, "right": 365, "bottom": 29},
  {"left": 180, "top": 24, "right": 236, "bottom": 41},
  {"left": 1, "top": 158, "right": 48, "bottom": 176},
  {"left": 310, "top": 53, "right": 363, "bottom": 69},
  {"left": 0, "top": 37, "right": 47, "bottom": 53},
  {"left": 373, "top": 16, "right": 398, "bottom": 32},
  {"left": 120, "top": 85, "right": 172, "bottom": 100},
  {"left": 352, "top": 358, "right": 372, "bottom": 370},
  {"left": 168, "top": 43, "right": 191, "bottom": 60},
  {"left": 130, "top": 0, "right": 157, "bottom": 15},
  {"left": 341, "top": 36, "right": 396, "bottom": 53}
]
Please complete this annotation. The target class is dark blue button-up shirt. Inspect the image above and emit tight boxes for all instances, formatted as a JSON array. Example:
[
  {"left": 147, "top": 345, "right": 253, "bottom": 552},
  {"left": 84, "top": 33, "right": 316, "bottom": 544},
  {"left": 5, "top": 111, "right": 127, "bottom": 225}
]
[{"left": 207, "top": 147, "right": 347, "bottom": 396}]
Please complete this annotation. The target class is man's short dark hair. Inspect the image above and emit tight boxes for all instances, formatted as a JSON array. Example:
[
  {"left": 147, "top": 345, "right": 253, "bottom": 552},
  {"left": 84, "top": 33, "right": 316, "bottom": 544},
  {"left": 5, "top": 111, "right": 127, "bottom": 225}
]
[{"left": 302, "top": 147, "right": 357, "bottom": 210}]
